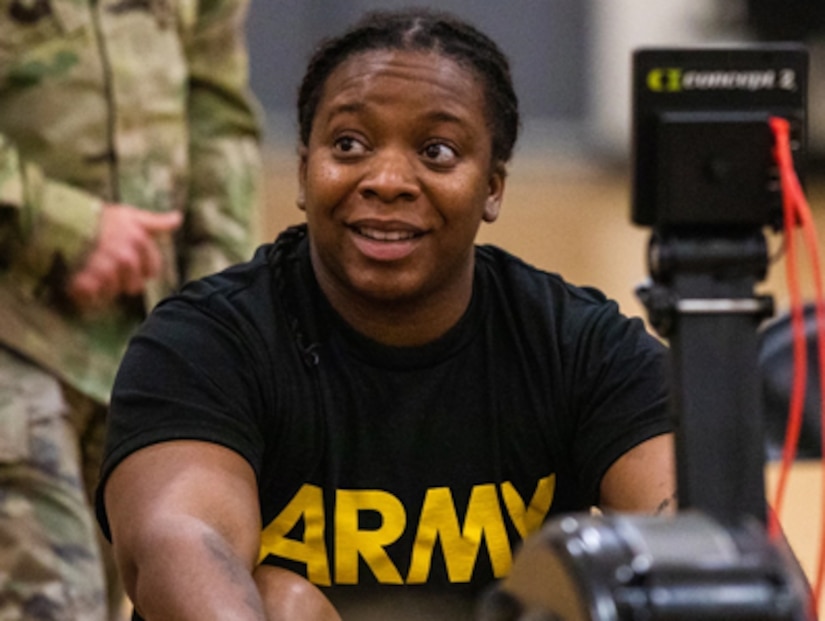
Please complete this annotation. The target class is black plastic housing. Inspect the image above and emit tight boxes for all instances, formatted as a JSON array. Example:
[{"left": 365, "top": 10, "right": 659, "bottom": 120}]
[{"left": 632, "top": 46, "right": 808, "bottom": 232}]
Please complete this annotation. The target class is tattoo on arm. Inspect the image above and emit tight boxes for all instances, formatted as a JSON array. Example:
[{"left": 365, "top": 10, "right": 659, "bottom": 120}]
[
  {"left": 204, "top": 531, "right": 265, "bottom": 618},
  {"left": 654, "top": 492, "right": 679, "bottom": 515}
]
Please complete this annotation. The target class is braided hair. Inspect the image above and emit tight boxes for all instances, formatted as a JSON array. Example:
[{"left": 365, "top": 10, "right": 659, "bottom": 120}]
[{"left": 297, "top": 8, "right": 521, "bottom": 165}]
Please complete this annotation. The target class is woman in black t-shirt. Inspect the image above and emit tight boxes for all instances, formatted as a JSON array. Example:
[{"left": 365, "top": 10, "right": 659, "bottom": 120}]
[{"left": 97, "top": 8, "right": 675, "bottom": 621}]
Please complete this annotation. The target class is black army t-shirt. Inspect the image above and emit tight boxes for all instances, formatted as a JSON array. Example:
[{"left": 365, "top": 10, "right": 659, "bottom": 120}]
[{"left": 98, "top": 230, "right": 671, "bottom": 611}]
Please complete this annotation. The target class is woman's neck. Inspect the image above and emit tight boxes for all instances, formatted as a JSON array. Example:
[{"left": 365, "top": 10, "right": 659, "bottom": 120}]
[{"left": 315, "top": 270, "right": 474, "bottom": 348}]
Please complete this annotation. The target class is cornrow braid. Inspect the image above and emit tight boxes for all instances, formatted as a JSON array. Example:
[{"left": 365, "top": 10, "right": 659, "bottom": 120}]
[{"left": 297, "top": 7, "right": 520, "bottom": 165}]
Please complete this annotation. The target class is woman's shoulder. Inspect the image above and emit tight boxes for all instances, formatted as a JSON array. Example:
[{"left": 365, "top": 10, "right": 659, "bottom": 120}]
[{"left": 474, "top": 243, "right": 611, "bottom": 307}]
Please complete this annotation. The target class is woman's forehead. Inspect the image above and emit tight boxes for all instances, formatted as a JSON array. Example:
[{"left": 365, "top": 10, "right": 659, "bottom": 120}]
[{"left": 324, "top": 49, "right": 482, "bottom": 98}]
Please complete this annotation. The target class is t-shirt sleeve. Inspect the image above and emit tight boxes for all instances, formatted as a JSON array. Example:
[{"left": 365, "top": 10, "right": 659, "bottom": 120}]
[
  {"left": 565, "top": 293, "right": 672, "bottom": 506},
  {"left": 95, "top": 290, "right": 268, "bottom": 538}
]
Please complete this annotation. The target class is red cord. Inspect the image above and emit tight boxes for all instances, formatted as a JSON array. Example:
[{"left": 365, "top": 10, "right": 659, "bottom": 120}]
[
  {"left": 770, "top": 118, "right": 804, "bottom": 530},
  {"left": 769, "top": 117, "right": 807, "bottom": 539},
  {"left": 769, "top": 116, "right": 825, "bottom": 613}
]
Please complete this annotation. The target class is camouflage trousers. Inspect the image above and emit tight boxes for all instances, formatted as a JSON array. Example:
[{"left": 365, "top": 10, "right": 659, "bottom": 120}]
[{"left": 0, "top": 348, "right": 125, "bottom": 621}]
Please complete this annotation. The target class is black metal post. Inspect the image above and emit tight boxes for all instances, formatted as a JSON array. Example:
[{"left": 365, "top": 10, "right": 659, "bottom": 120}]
[{"left": 641, "top": 232, "right": 774, "bottom": 525}]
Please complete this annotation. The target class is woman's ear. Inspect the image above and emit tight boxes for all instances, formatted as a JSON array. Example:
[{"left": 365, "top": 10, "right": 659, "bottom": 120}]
[
  {"left": 297, "top": 146, "right": 308, "bottom": 211},
  {"left": 483, "top": 162, "right": 506, "bottom": 223}
]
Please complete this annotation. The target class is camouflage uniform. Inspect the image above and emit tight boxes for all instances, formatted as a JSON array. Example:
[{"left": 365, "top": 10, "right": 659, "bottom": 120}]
[{"left": 0, "top": 0, "right": 262, "bottom": 618}]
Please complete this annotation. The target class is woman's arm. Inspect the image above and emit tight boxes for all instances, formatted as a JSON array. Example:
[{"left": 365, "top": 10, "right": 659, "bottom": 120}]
[
  {"left": 598, "top": 432, "right": 677, "bottom": 515},
  {"left": 104, "top": 440, "right": 266, "bottom": 620}
]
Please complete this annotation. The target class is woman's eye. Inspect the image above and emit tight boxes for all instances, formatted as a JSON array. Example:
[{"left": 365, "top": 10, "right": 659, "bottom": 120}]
[
  {"left": 422, "top": 142, "right": 458, "bottom": 165},
  {"left": 333, "top": 136, "right": 366, "bottom": 155}
]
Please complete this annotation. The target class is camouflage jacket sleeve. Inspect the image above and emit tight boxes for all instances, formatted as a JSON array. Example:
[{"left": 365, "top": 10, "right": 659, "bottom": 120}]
[
  {"left": 0, "top": 133, "right": 102, "bottom": 283},
  {"left": 180, "top": 0, "right": 263, "bottom": 281}
]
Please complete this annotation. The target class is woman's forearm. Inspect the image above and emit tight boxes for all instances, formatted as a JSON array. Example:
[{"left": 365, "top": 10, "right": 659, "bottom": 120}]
[{"left": 125, "top": 522, "right": 266, "bottom": 621}]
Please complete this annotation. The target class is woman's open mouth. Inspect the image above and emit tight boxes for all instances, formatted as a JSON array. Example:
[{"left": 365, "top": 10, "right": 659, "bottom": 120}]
[
  {"left": 353, "top": 225, "right": 421, "bottom": 242},
  {"left": 348, "top": 223, "right": 425, "bottom": 261}
]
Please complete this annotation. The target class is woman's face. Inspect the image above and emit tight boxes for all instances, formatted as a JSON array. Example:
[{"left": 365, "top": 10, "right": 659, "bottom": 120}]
[{"left": 299, "top": 48, "right": 505, "bottom": 321}]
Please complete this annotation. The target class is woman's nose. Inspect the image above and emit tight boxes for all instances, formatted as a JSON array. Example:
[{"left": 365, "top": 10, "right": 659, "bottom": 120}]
[{"left": 358, "top": 148, "right": 420, "bottom": 202}]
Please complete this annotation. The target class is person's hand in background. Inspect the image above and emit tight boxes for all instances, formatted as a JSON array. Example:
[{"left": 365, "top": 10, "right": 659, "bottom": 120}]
[{"left": 67, "top": 205, "right": 182, "bottom": 311}]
